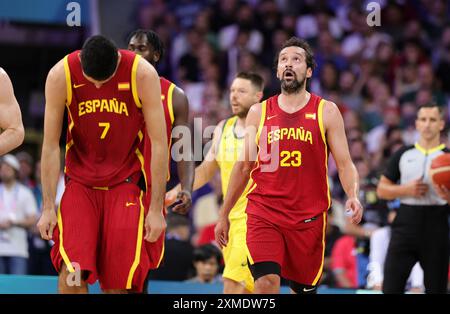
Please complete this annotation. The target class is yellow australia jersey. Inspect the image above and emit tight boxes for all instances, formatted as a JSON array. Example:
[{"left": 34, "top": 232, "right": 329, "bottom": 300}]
[{"left": 216, "top": 116, "right": 253, "bottom": 221}]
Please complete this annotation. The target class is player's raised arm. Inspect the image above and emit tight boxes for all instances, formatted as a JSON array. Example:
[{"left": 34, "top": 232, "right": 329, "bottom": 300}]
[
  {"left": 0, "top": 68, "right": 25, "bottom": 155},
  {"left": 323, "top": 100, "right": 363, "bottom": 225},
  {"left": 38, "top": 60, "right": 66, "bottom": 240},
  {"left": 215, "top": 103, "right": 260, "bottom": 248},
  {"left": 136, "top": 58, "right": 168, "bottom": 242}
]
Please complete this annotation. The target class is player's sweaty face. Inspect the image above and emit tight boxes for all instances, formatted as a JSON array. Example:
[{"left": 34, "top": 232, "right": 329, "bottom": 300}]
[
  {"left": 277, "top": 47, "right": 308, "bottom": 82},
  {"left": 229, "top": 78, "right": 258, "bottom": 118},
  {"left": 277, "top": 46, "right": 311, "bottom": 93},
  {"left": 128, "top": 35, "right": 156, "bottom": 65},
  {"left": 415, "top": 107, "right": 444, "bottom": 140}
]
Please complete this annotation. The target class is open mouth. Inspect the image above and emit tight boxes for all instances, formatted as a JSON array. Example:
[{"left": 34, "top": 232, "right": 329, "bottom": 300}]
[{"left": 283, "top": 70, "right": 295, "bottom": 80}]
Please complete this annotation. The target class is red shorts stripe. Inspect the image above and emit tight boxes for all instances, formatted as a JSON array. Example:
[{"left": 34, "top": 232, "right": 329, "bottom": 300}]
[{"left": 126, "top": 191, "right": 145, "bottom": 289}]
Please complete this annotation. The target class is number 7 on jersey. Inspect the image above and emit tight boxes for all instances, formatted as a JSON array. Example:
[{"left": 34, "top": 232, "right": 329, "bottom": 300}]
[{"left": 99, "top": 122, "right": 110, "bottom": 139}]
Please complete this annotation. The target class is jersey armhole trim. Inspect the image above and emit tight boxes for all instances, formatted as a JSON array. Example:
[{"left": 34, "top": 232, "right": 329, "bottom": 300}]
[
  {"left": 255, "top": 101, "right": 267, "bottom": 145},
  {"left": 318, "top": 99, "right": 326, "bottom": 145},
  {"left": 63, "top": 55, "right": 72, "bottom": 106},
  {"left": 167, "top": 83, "right": 175, "bottom": 124},
  {"left": 131, "top": 55, "right": 143, "bottom": 109}
]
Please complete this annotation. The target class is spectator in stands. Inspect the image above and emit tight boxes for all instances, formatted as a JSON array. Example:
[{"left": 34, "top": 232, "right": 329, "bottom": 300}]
[
  {"left": 366, "top": 106, "right": 401, "bottom": 156},
  {"left": 331, "top": 233, "right": 370, "bottom": 289},
  {"left": 433, "top": 25, "right": 450, "bottom": 94},
  {"left": 218, "top": 3, "right": 263, "bottom": 56},
  {"left": 394, "top": 64, "right": 420, "bottom": 99},
  {"left": 186, "top": 243, "right": 222, "bottom": 284},
  {"left": 177, "top": 28, "right": 206, "bottom": 84},
  {"left": 399, "top": 63, "right": 446, "bottom": 107},
  {"left": 0, "top": 154, "right": 38, "bottom": 274},
  {"left": 371, "top": 126, "right": 405, "bottom": 174},
  {"left": 312, "top": 61, "right": 340, "bottom": 98},
  {"left": 339, "top": 70, "right": 364, "bottom": 111},
  {"left": 15, "top": 151, "right": 35, "bottom": 189}
]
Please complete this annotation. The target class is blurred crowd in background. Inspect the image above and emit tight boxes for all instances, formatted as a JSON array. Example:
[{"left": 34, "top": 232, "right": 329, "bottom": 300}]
[{"left": 1, "top": 0, "right": 449, "bottom": 291}]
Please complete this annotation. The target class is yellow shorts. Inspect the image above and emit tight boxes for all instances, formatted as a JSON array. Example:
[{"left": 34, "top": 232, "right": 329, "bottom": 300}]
[{"left": 222, "top": 218, "right": 254, "bottom": 292}]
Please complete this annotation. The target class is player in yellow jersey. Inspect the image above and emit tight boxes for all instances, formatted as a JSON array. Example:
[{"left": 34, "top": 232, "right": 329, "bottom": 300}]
[{"left": 166, "top": 72, "right": 264, "bottom": 293}]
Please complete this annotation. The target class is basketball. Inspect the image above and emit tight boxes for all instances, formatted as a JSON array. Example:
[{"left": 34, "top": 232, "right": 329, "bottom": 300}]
[{"left": 429, "top": 153, "right": 450, "bottom": 189}]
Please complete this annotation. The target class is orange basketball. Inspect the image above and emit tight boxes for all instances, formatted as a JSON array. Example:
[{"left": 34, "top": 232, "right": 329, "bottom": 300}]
[{"left": 429, "top": 153, "right": 450, "bottom": 189}]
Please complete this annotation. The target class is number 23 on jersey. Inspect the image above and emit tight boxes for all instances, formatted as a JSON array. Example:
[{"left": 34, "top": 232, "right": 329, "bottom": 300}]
[{"left": 280, "top": 150, "right": 302, "bottom": 167}]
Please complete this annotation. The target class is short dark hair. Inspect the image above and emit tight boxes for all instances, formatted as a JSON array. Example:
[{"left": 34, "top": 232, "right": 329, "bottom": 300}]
[
  {"left": 275, "top": 36, "right": 316, "bottom": 71},
  {"left": 128, "top": 29, "right": 165, "bottom": 62},
  {"left": 193, "top": 244, "right": 222, "bottom": 264},
  {"left": 417, "top": 103, "right": 444, "bottom": 118},
  {"left": 236, "top": 71, "right": 264, "bottom": 91},
  {"left": 80, "top": 35, "right": 118, "bottom": 81}
]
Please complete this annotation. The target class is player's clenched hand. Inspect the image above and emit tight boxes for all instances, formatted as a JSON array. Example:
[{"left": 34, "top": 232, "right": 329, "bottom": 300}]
[
  {"left": 171, "top": 190, "right": 192, "bottom": 215},
  {"left": 37, "top": 209, "right": 57, "bottom": 240},
  {"left": 144, "top": 209, "right": 166, "bottom": 242},
  {"left": 345, "top": 197, "right": 363, "bottom": 225},
  {"left": 214, "top": 216, "right": 230, "bottom": 248}
]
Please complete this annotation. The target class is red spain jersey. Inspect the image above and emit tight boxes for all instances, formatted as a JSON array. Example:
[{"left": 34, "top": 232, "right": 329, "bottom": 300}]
[
  {"left": 246, "top": 93, "right": 331, "bottom": 227},
  {"left": 64, "top": 49, "right": 146, "bottom": 187},
  {"left": 143, "top": 77, "right": 175, "bottom": 191}
]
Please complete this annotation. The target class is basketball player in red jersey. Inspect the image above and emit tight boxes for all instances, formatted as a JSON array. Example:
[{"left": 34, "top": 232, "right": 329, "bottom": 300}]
[
  {"left": 127, "top": 29, "right": 194, "bottom": 214},
  {"left": 215, "top": 37, "right": 363, "bottom": 294},
  {"left": 37, "top": 35, "right": 168, "bottom": 293},
  {"left": 127, "top": 30, "right": 194, "bottom": 289},
  {"left": 0, "top": 68, "right": 24, "bottom": 155}
]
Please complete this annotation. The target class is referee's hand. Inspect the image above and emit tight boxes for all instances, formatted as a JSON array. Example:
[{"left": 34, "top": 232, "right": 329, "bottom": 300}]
[
  {"left": 405, "top": 179, "right": 429, "bottom": 198},
  {"left": 345, "top": 197, "right": 363, "bottom": 225},
  {"left": 433, "top": 184, "right": 450, "bottom": 202}
]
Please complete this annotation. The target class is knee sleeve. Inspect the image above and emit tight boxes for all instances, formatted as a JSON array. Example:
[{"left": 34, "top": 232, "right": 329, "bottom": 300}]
[{"left": 249, "top": 261, "right": 281, "bottom": 281}]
